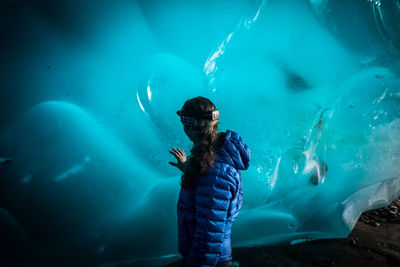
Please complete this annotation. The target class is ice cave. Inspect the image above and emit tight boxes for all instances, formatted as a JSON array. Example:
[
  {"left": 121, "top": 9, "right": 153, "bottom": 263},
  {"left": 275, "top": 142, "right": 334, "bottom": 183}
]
[{"left": 0, "top": 0, "right": 399, "bottom": 266}]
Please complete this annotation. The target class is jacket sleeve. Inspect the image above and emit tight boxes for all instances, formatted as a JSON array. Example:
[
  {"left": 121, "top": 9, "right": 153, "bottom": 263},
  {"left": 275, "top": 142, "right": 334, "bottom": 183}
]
[{"left": 185, "top": 173, "right": 233, "bottom": 267}]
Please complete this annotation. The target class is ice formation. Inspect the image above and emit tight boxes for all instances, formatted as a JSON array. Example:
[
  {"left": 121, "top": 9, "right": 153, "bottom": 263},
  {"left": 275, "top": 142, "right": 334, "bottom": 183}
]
[{"left": 0, "top": 0, "right": 399, "bottom": 266}]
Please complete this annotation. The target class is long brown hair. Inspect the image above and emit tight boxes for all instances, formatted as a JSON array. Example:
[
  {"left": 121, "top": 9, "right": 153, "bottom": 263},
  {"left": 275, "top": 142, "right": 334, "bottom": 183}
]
[{"left": 180, "top": 96, "right": 225, "bottom": 189}]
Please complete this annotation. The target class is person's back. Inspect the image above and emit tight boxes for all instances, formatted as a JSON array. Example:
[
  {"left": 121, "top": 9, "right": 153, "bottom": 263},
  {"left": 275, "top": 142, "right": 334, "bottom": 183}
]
[
  {"left": 169, "top": 96, "right": 251, "bottom": 267},
  {"left": 178, "top": 130, "right": 250, "bottom": 266}
]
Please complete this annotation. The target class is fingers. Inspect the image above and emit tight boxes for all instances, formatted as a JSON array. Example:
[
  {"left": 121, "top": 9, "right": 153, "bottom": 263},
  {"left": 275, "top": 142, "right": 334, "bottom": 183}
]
[
  {"left": 171, "top": 148, "right": 178, "bottom": 157},
  {"left": 172, "top": 147, "right": 183, "bottom": 157},
  {"left": 177, "top": 148, "right": 185, "bottom": 156},
  {"left": 169, "top": 150, "right": 180, "bottom": 160},
  {"left": 171, "top": 147, "right": 185, "bottom": 159},
  {"left": 169, "top": 147, "right": 186, "bottom": 170}
]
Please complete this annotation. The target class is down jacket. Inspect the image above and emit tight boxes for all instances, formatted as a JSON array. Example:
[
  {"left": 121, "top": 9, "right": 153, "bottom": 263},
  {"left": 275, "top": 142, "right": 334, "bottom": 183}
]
[{"left": 177, "top": 129, "right": 251, "bottom": 267}]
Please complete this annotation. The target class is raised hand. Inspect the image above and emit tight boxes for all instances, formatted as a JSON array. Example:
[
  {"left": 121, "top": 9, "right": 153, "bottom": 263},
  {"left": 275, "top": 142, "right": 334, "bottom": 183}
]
[{"left": 169, "top": 147, "right": 187, "bottom": 171}]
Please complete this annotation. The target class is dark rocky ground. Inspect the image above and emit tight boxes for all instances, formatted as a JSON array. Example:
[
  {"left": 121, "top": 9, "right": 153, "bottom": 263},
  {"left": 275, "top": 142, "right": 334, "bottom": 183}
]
[{"left": 167, "top": 197, "right": 400, "bottom": 267}]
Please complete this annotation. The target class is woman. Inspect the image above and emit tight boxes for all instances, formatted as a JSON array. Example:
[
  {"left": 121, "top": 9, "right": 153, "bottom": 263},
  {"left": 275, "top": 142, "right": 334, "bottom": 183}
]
[{"left": 169, "top": 96, "right": 251, "bottom": 267}]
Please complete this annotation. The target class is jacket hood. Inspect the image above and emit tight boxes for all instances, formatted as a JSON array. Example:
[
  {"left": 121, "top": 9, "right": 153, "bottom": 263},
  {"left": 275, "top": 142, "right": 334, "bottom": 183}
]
[{"left": 219, "top": 130, "right": 251, "bottom": 170}]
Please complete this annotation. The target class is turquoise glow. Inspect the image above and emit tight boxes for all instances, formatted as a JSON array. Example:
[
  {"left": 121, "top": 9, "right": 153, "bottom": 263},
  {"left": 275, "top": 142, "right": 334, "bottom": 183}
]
[{"left": 0, "top": 0, "right": 399, "bottom": 266}]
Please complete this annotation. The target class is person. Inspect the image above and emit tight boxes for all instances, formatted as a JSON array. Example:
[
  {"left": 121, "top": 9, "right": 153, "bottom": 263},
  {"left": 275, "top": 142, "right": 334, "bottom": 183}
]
[{"left": 169, "top": 96, "right": 251, "bottom": 267}]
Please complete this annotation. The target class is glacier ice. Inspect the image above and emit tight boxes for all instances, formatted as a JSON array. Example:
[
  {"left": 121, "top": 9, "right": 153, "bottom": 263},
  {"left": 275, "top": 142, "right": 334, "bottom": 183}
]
[{"left": 0, "top": 0, "right": 399, "bottom": 266}]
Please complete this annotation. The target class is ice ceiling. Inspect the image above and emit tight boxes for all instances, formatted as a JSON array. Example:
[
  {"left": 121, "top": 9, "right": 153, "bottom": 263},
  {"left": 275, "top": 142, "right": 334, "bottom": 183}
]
[{"left": 0, "top": 0, "right": 400, "bottom": 266}]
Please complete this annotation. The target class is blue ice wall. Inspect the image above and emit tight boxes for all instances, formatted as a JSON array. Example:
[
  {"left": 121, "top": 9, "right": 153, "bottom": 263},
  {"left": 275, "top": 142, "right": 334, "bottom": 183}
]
[{"left": 0, "top": 0, "right": 399, "bottom": 266}]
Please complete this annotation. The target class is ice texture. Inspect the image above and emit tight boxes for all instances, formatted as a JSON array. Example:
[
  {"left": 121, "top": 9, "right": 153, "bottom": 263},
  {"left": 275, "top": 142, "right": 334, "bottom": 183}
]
[{"left": 0, "top": 0, "right": 399, "bottom": 266}]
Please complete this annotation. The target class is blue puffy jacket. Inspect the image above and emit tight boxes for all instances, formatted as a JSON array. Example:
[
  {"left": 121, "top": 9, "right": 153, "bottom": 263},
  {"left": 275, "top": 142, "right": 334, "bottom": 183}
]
[{"left": 177, "top": 130, "right": 251, "bottom": 267}]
